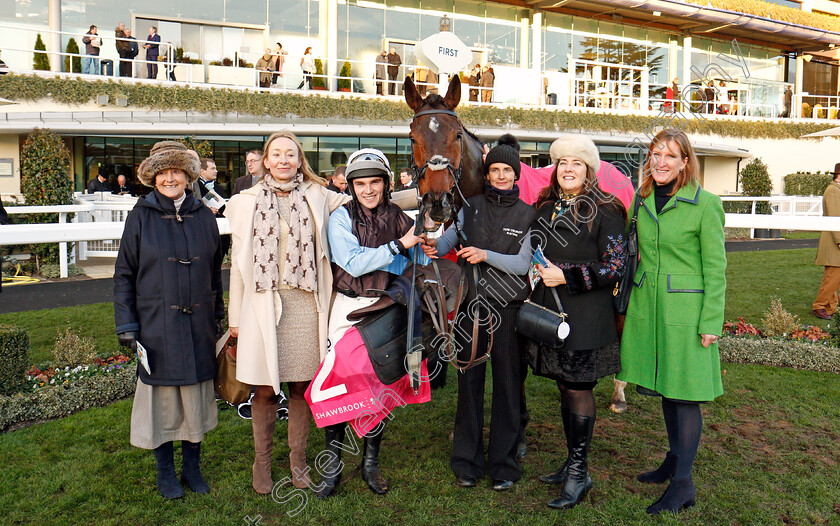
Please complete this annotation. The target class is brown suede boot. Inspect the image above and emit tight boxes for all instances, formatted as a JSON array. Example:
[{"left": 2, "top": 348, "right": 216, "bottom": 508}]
[
  {"left": 287, "top": 399, "right": 312, "bottom": 489},
  {"left": 251, "top": 400, "right": 278, "bottom": 495}
]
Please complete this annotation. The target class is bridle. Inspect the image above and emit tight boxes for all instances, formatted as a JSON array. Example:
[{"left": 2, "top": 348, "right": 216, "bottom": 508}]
[{"left": 409, "top": 108, "right": 470, "bottom": 205}]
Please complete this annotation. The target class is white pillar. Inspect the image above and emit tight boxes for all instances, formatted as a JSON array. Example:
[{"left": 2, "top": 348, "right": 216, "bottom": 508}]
[
  {"left": 682, "top": 35, "right": 692, "bottom": 87},
  {"left": 325, "top": 0, "right": 338, "bottom": 91},
  {"left": 669, "top": 39, "right": 678, "bottom": 84},
  {"left": 520, "top": 16, "right": 529, "bottom": 69},
  {"left": 795, "top": 55, "right": 805, "bottom": 118},
  {"left": 48, "top": 0, "right": 61, "bottom": 72},
  {"left": 532, "top": 12, "right": 542, "bottom": 105}
]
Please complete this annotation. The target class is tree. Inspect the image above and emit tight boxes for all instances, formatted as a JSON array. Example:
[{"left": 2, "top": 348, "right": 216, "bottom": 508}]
[
  {"left": 33, "top": 33, "right": 50, "bottom": 71},
  {"left": 740, "top": 158, "right": 773, "bottom": 214},
  {"left": 20, "top": 128, "right": 74, "bottom": 268},
  {"left": 313, "top": 59, "right": 326, "bottom": 89},
  {"left": 338, "top": 61, "right": 352, "bottom": 91},
  {"left": 64, "top": 38, "right": 82, "bottom": 73}
]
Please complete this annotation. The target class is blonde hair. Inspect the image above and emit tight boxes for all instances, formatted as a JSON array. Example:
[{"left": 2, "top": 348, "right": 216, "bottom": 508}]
[
  {"left": 639, "top": 129, "right": 699, "bottom": 199},
  {"left": 262, "top": 131, "right": 326, "bottom": 186}
]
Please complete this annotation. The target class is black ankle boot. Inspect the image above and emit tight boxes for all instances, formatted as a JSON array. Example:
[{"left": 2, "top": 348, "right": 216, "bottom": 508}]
[
  {"left": 153, "top": 442, "right": 185, "bottom": 499},
  {"left": 316, "top": 424, "right": 346, "bottom": 499},
  {"left": 647, "top": 476, "right": 696, "bottom": 515},
  {"left": 361, "top": 428, "right": 389, "bottom": 495},
  {"left": 181, "top": 441, "right": 210, "bottom": 494},
  {"left": 547, "top": 414, "right": 594, "bottom": 509},
  {"left": 539, "top": 407, "right": 571, "bottom": 484},
  {"left": 637, "top": 451, "right": 678, "bottom": 484}
]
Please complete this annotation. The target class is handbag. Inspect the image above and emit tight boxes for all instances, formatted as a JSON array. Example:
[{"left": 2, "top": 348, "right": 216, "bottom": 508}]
[
  {"left": 214, "top": 330, "right": 251, "bottom": 405},
  {"left": 613, "top": 196, "right": 642, "bottom": 315},
  {"left": 516, "top": 285, "right": 570, "bottom": 348}
]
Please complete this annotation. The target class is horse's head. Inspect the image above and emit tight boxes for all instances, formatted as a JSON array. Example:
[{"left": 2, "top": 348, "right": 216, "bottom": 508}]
[{"left": 405, "top": 75, "right": 463, "bottom": 231}]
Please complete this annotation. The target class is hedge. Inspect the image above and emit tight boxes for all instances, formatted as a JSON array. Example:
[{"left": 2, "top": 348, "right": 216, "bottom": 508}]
[
  {"left": 683, "top": 0, "right": 840, "bottom": 33},
  {"left": 0, "top": 364, "right": 136, "bottom": 431},
  {"left": 719, "top": 336, "right": 840, "bottom": 374},
  {"left": 0, "top": 326, "right": 29, "bottom": 396},
  {"left": 0, "top": 75, "right": 835, "bottom": 140},
  {"left": 783, "top": 172, "right": 833, "bottom": 196}
]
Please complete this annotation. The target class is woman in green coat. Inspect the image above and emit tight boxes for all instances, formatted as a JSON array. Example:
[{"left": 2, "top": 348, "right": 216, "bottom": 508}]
[{"left": 617, "top": 129, "right": 726, "bottom": 515}]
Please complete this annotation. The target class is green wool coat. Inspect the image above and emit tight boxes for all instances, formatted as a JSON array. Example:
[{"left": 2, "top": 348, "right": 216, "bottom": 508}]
[{"left": 617, "top": 182, "right": 726, "bottom": 401}]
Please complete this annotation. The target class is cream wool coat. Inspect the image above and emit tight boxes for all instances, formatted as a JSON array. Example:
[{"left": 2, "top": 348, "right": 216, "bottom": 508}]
[{"left": 226, "top": 180, "right": 350, "bottom": 394}]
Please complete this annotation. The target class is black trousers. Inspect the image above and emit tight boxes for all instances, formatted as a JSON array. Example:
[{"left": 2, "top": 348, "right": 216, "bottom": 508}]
[
  {"left": 451, "top": 303, "right": 522, "bottom": 481},
  {"left": 388, "top": 72, "right": 398, "bottom": 95},
  {"left": 118, "top": 51, "right": 132, "bottom": 77}
]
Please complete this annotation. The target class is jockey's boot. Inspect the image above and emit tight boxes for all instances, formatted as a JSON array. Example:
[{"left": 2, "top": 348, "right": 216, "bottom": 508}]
[
  {"left": 539, "top": 407, "right": 571, "bottom": 484},
  {"left": 153, "top": 441, "right": 185, "bottom": 499},
  {"left": 547, "top": 414, "right": 594, "bottom": 509},
  {"left": 180, "top": 441, "right": 210, "bottom": 494},
  {"left": 361, "top": 427, "right": 389, "bottom": 494},
  {"left": 251, "top": 399, "right": 277, "bottom": 495},
  {"left": 647, "top": 476, "right": 696, "bottom": 515},
  {"left": 316, "top": 423, "right": 346, "bottom": 499},
  {"left": 287, "top": 399, "right": 312, "bottom": 489},
  {"left": 637, "top": 451, "right": 678, "bottom": 484}
]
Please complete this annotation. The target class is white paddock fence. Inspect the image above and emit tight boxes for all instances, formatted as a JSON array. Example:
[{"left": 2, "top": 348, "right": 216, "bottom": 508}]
[{"left": 720, "top": 196, "right": 823, "bottom": 216}]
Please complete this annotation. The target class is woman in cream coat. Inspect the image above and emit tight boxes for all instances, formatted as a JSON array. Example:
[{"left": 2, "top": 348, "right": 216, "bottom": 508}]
[{"left": 226, "top": 131, "right": 349, "bottom": 494}]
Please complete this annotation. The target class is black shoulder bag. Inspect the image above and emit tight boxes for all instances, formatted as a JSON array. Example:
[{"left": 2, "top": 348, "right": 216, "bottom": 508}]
[
  {"left": 516, "top": 284, "right": 570, "bottom": 348},
  {"left": 613, "top": 195, "right": 642, "bottom": 314}
]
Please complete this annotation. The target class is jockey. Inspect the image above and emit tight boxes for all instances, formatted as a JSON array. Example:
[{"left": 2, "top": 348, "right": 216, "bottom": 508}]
[{"left": 318, "top": 148, "right": 427, "bottom": 498}]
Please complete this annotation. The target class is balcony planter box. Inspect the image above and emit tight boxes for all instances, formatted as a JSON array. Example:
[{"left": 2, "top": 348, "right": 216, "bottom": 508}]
[
  {"left": 207, "top": 65, "right": 257, "bottom": 87},
  {"left": 337, "top": 87, "right": 351, "bottom": 92}
]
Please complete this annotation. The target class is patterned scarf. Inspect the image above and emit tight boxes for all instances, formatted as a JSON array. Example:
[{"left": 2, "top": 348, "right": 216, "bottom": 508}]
[
  {"left": 253, "top": 173, "right": 317, "bottom": 293},
  {"left": 552, "top": 193, "right": 579, "bottom": 221}
]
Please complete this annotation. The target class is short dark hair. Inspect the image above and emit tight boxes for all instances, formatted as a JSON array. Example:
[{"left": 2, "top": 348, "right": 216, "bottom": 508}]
[
  {"left": 200, "top": 158, "right": 215, "bottom": 170},
  {"left": 90, "top": 25, "right": 97, "bottom": 31},
  {"left": 246, "top": 149, "right": 262, "bottom": 158}
]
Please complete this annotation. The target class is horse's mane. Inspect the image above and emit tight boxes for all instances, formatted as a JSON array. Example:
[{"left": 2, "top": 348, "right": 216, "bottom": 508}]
[{"left": 418, "top": 94, "right": 480, "bottom": 145}]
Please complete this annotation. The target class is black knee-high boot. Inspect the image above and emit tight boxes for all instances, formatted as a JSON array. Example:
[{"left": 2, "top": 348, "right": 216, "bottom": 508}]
[
  {"left": 547, "top": 414, "right": 594, "bottom": 509},
  {"left": 153, "top": 442, "right": 185, "bottom": 499},
  {"left": 316, "top": 423, "right": 346, "bottom": 499},
  {"left": 539, "top": 407, "right": 571, "bottom": 484},
  {"left": 361, "top": 426, "right": 389, "bottom": 494},
  {"left": 181, "top": 441, "right": 210, "bottom": 494}
]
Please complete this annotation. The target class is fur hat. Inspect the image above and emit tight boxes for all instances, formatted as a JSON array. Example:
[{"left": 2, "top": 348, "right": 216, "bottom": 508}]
[
  {"left": 484, "top": 134, "right": 521, "bottom": 179},
  {"left": 137, "top": 141, "right": 200, "bottom": 187},
  {"left": 549, "top": 135, "right": 600, "bottom": 175}
]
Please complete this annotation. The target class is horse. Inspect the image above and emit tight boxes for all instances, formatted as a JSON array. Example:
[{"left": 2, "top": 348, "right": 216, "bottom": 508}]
[{"left": 403, "top": 74, "right": 629, "bottom": 414}]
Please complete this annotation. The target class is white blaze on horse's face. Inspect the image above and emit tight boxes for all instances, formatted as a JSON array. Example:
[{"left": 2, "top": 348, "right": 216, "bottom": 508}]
[
  {"left": 427, "top": 155, "right": 450, "bottom": 172},
  {"left": 428, "top": 117, "right": 440, "bottom": 133}
]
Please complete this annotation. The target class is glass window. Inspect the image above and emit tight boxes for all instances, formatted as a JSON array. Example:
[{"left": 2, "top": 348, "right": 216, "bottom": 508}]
[
  {"left": 543, "top": 29, "right": 570, "bottom": 72},
  {"left": 224, "top": 0, "right": 267, "bottom": 25},
  {"left": 452, "top": 17, "right": 482, "bottom": 48},
  {"left": 0, "top": 0, "right": 48, "bottom": 24},
  {"left": 316, "top": 137, "right": 359, "bottom": 177},
  {"left": 485, "top": 21, "right": 518, "bottom": 66},
  {"left": 269, "top": 0, "right": 318, "bottom": 37},
  {"left": 338, "top": 3, "right": 385, "bottom": 60},
  {"left": 83, "top": 137, "right": 105, "bottom": 188},
  {"left": 386, "top": 9, "right": 420, "bottom": 45}
]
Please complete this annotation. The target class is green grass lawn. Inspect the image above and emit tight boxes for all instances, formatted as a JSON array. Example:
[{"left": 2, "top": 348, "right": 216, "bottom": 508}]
[
  {"left": 2, "top": 248, "right": 840, "bottom": 524},
  {"left": 782, "top": 230, "right": 820, "bottom": 240}
]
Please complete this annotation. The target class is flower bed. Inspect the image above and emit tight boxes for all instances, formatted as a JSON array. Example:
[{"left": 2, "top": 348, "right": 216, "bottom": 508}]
[
  {"left": 1, "top": 356, "right": 137, "bottom": 431},
  {"left": 719, "top": 336, "right": 840, "bottom": 374},
  {"left": 722, "top": 317, "right": 831, "bottom": 343}
]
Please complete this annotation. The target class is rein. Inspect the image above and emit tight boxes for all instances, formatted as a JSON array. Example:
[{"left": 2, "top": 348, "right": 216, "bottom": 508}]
[{"left": 410, "top": 108, "right": 471, "bottom": 206}]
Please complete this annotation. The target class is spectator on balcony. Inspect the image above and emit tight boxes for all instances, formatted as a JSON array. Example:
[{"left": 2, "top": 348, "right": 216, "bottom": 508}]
[
  {"left": 781, "top": 86, "right": 792, "bottom": 118},
  {"left": 116, "top": 22, "right": 131, "bottom": 78},
  {"left": 124, "top": 29, "right": 139, "bottom": 78},
  {"left": 387, "top": 47, "right": 401, "bottom": 95},
  {"left": 298, "top": 47, "right": 315, "bottom": 90},
  {"left": 256, "top": 48, "right": 275, "bottom": 88},
  {"left": 271, "top": 43, "right": 288, "bottom": 86},
  {"left": 375, "top": 51, "right": 387, "bottom": 95},
  {"left": 82, "top": 25, "right": 101, "bottom": 76},
  {"left": 704, "top": 80, "right": 715, "bottom": 114},
  {"left": 480, "top": 64, "right": 495, "bottom": 103},
  {"left": 665, "top": 78, "right": 679, "bottom": 113},
  {"left": 468, "top": 63, "right": 481, "bottom": 102},
  {"left": 87, "top": 171, "right": 111, "bottom": 194},
  {"left": 233, "top": 150, "right": 263, "bottom": 195},
  {"left": 717, "top": 80, "right": 728, "bottom": 114},
  {"left": 112, "top": 174, "right": 134, "bottom": 196},
  {"left": 144, "top": 26, "right": 161, "bottom": 80}
]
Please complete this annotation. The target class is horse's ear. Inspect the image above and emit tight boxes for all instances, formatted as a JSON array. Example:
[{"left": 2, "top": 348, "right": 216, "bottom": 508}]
[
  {"left": 443, "top": 75, "right": 461, "bottom": 110},
  {"left": 404, "top": 76, "right": 423, "bottom": 112}
]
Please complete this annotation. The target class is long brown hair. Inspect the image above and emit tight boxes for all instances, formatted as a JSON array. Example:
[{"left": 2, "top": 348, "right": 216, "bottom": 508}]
[
  {"left": 262, "top": 131, "right": 326, "bottom": 186},
  {"left": 639, "top": 129, "right": 699, "bottom": 198},
  {"left": 536, "top": 164, "right": 627, "bottom": 228}
]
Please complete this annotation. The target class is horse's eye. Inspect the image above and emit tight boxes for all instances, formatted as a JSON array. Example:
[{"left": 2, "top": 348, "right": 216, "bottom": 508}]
[
  {"left": 456, "top": 132, "right": 462, "bottom": 140},
  {"left": 409, "top": 136, "right": 416, "bottom": 144}
]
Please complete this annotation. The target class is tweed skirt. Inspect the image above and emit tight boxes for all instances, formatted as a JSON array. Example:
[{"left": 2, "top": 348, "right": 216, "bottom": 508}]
[
  {"left": 276, "top": 287, "right": 321, "bottom": 382},
  {"left": 129, "top": 378, "right": 217, "bottom": 449}
]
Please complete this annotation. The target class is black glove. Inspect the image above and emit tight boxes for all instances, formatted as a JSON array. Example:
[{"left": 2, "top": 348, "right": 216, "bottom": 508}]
[
  {"left": 118, "top": 332, "right": 137, "bottom": 354},
  {"left": 216, "top": 320, "right": 225, "bottom": 340}
]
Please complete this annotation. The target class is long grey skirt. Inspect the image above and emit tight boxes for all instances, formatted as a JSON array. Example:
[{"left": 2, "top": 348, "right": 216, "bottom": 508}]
[{"left": 130, "top": 378, "right": 218, "bottom": 449}]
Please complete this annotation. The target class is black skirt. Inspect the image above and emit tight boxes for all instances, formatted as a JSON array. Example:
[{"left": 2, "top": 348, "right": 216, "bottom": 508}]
[{"left": 522, "top": 340, "right": 620, "bottom": 383}]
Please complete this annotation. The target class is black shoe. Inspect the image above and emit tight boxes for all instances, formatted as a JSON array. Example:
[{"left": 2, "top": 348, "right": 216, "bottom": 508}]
[
  {"left": 492, "top": 479, "right": 514, "bottom": 491},
  {"left": 180, "top": 441, "right": 210, "bottom": 494},
  {"left": 153, "top": 442, "right": 185, "bottom": 499},
  {"left": 456, "top": 475, "right": 477, "bottom": 488},
  {"left": 316, "top": 424, "right": 346, "bottom": 499},
  {"left": 361, "top": 430, "right": 389, "bottom": 495},
  {"left": 547, "top": 414, "right": 595, "bottom": 510},
  {"left": 647, "top": 477, "right": 696, "bottom": 515},
  {"left": 540, "top": 407, "right": 572, "bottom": 485},
  {"left": 637, "top": 452, "right": 678, "bottom": 484}
]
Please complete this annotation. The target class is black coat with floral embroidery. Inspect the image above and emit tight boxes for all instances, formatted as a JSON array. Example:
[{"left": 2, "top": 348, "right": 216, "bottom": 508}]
[{"left": 530, "top": 200, "right": 627, "bottom": 352}]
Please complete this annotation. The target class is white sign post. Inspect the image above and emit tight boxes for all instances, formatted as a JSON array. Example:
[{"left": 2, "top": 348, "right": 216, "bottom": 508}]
[{"left": 414, "top": 31, "right": 472, "bottom": 95}]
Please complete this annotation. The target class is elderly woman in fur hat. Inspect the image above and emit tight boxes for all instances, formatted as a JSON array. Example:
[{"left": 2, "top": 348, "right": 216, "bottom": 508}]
[
  {"left": 526, "top": 135, "right": 627, "bottom": 510},
  {"left": 114, "top": 141, "right": 225, "bottom": 499}
]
